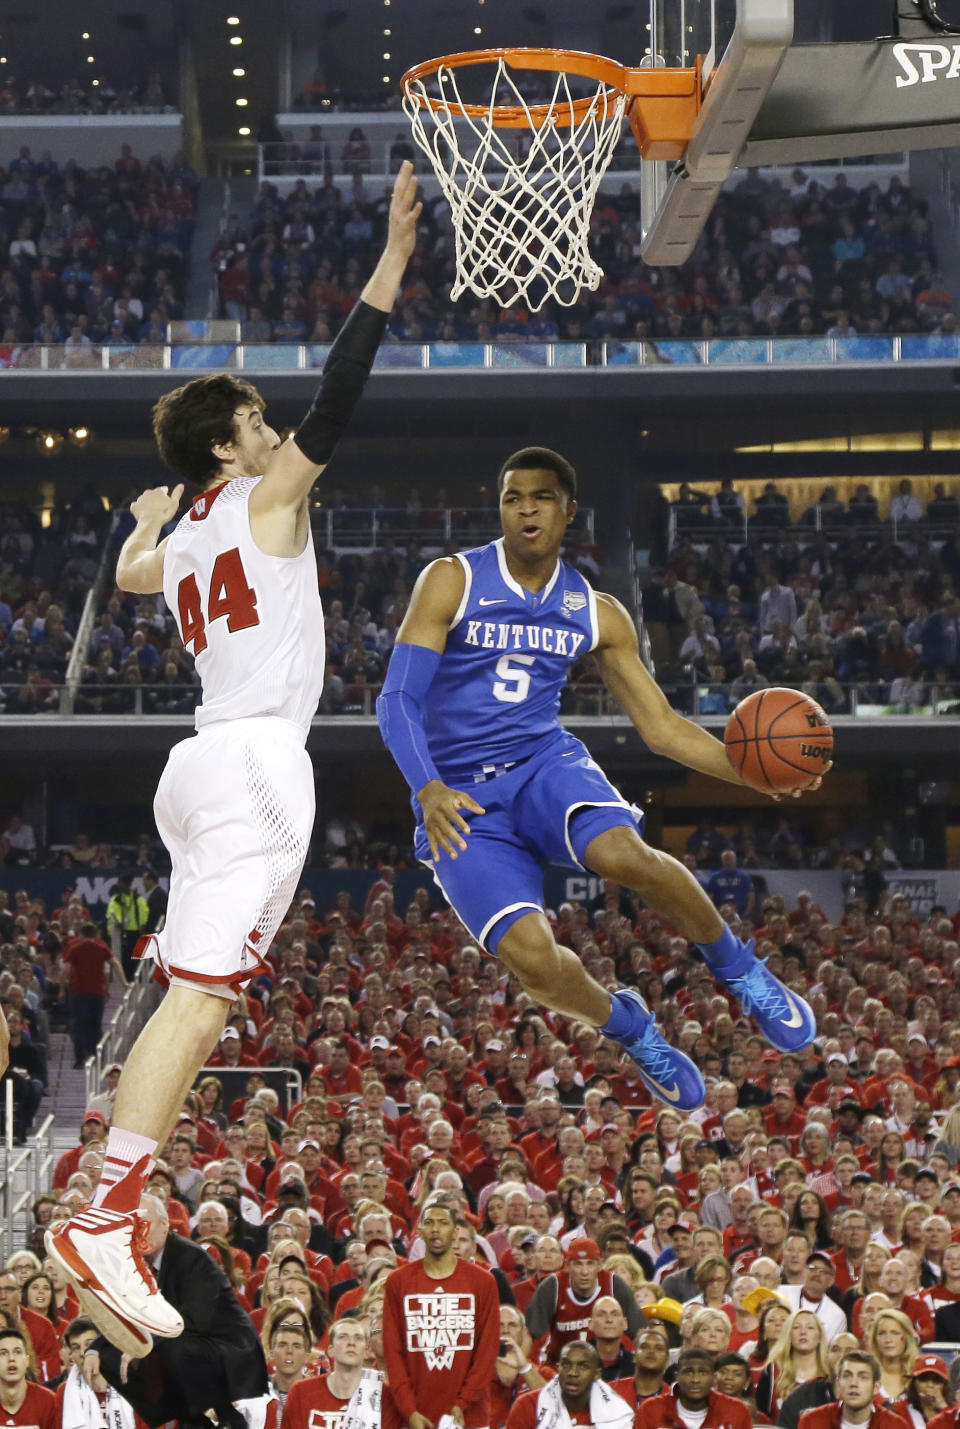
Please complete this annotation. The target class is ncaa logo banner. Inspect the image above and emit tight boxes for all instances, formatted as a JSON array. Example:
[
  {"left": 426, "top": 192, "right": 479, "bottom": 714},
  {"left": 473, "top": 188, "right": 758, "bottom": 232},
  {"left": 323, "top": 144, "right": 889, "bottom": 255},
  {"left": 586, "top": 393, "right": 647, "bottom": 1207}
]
[{"left": 403, "top": 1292, "right": 476, "bottom": 1370}]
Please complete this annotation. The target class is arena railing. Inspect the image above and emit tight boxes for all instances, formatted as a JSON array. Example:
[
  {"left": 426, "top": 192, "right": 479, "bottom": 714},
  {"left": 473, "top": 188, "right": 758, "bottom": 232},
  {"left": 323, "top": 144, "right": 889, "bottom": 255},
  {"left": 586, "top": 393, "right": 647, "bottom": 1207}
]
[
  {"left": 309, "top": 505, "right": 596, "bottom": 548},
  {"left": 3, "top": 335, "right": 959, "bottom": 372},
  {"left": 83, "top": 960, "right": 161, "bottom": 1108},
  {"left": 0, "top": 1109, "right": 55, "bottom": 1256},
  {"left": 666, "top": 508, "right": 960, "bottom": 551},
  {"left": 12, "top": 679, "right": 959, "bottom": 720},
  {"left": 259, "top": 136, "right": 907, "bottom": 184}
]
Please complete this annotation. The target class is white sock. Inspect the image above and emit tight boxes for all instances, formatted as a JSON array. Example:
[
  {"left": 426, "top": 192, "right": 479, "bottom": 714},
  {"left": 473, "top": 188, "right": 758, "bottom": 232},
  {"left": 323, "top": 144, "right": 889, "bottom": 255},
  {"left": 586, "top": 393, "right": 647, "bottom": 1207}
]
[{"left": 92, "top": 1128, "right": 158, "bottom": 1211}]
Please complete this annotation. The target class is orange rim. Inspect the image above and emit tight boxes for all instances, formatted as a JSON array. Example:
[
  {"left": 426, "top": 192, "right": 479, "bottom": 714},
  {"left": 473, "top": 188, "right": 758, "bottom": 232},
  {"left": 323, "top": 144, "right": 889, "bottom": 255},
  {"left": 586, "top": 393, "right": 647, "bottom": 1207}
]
[{"left": 401, "top": 46, "right": 632, "bottom": 129}]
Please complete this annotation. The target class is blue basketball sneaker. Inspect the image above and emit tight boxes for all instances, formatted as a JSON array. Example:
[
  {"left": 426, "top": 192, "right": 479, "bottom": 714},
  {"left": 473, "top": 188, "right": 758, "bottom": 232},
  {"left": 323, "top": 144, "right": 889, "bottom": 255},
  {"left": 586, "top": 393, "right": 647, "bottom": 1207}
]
[
  {"left": 609, "top": 988, "right": 706, "bottom": 1111},
  {"left": 714, "top": 938, "right": 817, "bottom": 1053}
]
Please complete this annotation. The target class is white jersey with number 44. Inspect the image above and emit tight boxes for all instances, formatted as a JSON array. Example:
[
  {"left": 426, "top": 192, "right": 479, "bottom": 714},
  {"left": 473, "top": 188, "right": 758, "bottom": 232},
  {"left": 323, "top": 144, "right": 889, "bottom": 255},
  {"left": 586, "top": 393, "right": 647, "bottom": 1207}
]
[{"left": 162, "top": 475, "right": 325, "bottom": 737}]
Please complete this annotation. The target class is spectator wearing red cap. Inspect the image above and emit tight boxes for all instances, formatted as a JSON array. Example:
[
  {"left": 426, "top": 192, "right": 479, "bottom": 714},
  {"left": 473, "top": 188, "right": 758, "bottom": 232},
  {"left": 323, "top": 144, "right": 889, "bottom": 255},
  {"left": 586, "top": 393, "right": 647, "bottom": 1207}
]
[
  {"left": 53, "top": 1112, "right": 108, "bottom": 1190},
  {"left": 383, "top": 1198, "right": 499, "bottom": 1429},
  {"left": 524, "top": 1237, "right": 644, "bottom": 1366},
  {"left": 797, "top": 1350, "right": 911, "bottom": 1429},
  {"left": 897, "top": 1355, "right": 955, "bottom": 1429},
  {"left": 764, "top": 1081, "right": 807, "bottom": 1144}
]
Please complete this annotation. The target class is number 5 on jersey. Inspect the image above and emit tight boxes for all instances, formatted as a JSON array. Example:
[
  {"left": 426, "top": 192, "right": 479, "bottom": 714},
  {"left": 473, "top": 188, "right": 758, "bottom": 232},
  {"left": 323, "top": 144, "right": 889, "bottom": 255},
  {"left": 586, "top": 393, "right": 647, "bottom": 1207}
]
[
  {"left": 492, "top": 653, "right": 535, "bottom": 704},
  {"left": 178, "top": 546, "right": 260, "bottom": 655}
]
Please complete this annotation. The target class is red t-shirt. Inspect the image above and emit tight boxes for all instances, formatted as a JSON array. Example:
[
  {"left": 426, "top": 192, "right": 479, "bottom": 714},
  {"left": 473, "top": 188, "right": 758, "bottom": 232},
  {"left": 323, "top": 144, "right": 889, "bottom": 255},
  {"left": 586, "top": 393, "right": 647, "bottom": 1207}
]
[
  {"left": 18, "top": 1308, "right": 61, "bottom": 1384},
  {"left": 383, "top": 1258, "right": 500, "bottom": 1429},
  {"left": 61, "top": 938, "right": 113, "bottom": 997},
  {"left": 280, "top": 1375, "right": 354, "bottom": 1429},
  {"left": 507, "top": 1392, "right": 590, "bottom": 1429},
  {"left": 0, "top": 1382, "right": 58, "bottom": 1429}
]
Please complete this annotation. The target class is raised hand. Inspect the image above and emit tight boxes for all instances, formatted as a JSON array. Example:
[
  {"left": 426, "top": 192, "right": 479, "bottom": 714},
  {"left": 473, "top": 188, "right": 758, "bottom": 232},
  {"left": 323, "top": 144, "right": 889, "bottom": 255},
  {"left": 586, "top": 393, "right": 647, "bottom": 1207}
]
[
  {"left": 385, "top": 160, "right": 422, "bottom": 264},
  {"left": 130, "top": 483, "right": 185, "bottom": 526}
]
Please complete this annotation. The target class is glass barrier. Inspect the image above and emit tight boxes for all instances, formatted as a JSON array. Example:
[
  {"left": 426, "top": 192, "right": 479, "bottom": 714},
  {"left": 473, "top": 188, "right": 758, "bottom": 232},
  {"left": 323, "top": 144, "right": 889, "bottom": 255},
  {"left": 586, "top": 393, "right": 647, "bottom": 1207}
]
[{"left": 2, "top": 335, "right": 957, "bottom": 373}]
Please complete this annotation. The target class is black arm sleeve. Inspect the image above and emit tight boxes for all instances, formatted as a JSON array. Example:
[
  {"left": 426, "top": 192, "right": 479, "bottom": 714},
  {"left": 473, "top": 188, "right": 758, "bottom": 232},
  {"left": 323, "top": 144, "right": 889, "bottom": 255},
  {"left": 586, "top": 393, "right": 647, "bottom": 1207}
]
[
  {"left": 293, "top": 299, "right": 389, "bottom": 467},
  {"left": 524, "top": 1275, "right": 560, "bottom": 1339}
]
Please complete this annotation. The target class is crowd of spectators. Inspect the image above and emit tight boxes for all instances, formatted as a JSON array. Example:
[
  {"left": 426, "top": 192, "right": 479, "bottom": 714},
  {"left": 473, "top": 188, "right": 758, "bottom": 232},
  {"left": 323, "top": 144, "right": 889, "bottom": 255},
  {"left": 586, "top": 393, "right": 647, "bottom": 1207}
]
[
  {"left": 0, "top": 493, "right": 113, "bottom": 713},
  {"left": 644, "top": 477, "right": 960, "bottom": 714},
  {"left": 5, "top": 874, "right": 960, "bottom": 1425},
  {"left": 0, "top": 144, "right": 197, "bottom": 358},
  {"left": 214, "top": 168, "right": 954, "bottom": 344},
  {"left": 0, "top": 72, "right": 173, "bottom": 116}
]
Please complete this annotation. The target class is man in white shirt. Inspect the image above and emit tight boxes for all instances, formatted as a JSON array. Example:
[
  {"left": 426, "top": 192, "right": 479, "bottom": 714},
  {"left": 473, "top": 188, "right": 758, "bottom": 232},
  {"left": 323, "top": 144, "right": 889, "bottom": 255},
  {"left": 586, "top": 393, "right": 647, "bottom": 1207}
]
[
  {"left": 778, "top": 1252, "right": 847, "bottom": 1340},
  {"left": 890, "top": 479, "right": 923, "bottom": 524}
]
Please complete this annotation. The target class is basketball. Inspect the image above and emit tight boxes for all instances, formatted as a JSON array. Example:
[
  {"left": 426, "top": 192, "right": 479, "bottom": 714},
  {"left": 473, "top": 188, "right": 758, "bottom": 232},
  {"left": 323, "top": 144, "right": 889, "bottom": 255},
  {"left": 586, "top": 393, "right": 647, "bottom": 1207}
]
[{"left": 724, "top": 688, "right": 834, "bottom": 795}]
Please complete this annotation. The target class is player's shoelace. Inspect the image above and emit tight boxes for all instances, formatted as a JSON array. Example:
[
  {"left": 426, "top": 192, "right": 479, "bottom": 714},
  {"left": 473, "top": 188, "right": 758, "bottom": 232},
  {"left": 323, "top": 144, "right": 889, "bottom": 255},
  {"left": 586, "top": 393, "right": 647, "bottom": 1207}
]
[
  {"left": 724, "top": 958, "right": 791, "bottom": 1020},
  {"left": 129, "top": 1217, "right": 160, "bottom": 1293},
  {"left": 625, "top": 1020, "right": 683, "bottom": 1091}
]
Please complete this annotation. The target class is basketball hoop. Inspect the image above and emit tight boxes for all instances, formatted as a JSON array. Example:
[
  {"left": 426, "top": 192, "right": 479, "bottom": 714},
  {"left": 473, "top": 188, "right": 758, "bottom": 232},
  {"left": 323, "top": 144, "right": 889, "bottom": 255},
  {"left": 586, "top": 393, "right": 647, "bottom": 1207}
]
[{"left": 402, "top": 48, "right": 637, "bottom": 311}]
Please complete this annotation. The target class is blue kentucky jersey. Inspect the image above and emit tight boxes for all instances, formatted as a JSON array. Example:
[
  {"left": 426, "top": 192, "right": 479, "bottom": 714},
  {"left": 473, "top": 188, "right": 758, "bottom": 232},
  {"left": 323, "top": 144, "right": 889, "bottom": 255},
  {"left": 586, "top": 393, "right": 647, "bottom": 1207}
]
[{"left": 423, "top": 538, "right": 600, "bottom": 781}]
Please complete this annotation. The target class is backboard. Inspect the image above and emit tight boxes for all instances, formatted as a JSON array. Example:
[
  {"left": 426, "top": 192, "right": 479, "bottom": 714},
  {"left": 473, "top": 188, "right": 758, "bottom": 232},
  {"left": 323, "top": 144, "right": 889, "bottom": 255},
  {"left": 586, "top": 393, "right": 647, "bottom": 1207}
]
[{"left": 640, "top": 0, "right": 794, "bottom": 265}]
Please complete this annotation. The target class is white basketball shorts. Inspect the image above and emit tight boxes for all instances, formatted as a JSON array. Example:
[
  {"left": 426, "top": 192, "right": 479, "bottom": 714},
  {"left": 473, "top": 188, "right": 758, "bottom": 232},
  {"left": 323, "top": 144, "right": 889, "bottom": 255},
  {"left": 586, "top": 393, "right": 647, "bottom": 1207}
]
[{"left": 138, "top": 715, "right": 314, "bottom": 999}]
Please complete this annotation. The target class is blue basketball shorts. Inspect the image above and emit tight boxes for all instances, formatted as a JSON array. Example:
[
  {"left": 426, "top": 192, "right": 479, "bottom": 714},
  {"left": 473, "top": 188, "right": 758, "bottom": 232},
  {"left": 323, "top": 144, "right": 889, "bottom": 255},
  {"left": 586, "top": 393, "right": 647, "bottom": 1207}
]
[{"left": 414, "top": 731, "right": 643, "bottom": 954}]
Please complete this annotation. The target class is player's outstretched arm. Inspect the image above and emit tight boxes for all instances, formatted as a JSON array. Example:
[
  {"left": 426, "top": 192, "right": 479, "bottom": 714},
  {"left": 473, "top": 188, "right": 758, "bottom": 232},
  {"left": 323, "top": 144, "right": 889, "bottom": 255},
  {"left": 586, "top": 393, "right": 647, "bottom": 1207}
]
[
  {"left": 115, "top": 483, "right": 184, "bottom": 594},
  {"left": 252, "top": 163, "right": 421, "bottom": 520},
  {"left": 595, "top": 592, "right": 754, "bottom": 787},
  {"left": 377, "top": 559, "right": 486, "bottom": 861},
  {"left": 595, "top": 593, "right": 826, "bottom": 798}
]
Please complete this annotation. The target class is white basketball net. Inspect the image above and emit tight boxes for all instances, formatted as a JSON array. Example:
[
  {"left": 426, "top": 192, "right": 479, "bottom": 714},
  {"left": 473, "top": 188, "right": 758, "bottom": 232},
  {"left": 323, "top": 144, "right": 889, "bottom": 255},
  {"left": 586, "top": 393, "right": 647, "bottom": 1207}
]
[{"left": 403, "top": 59, "right": 627, "bottom": 311}]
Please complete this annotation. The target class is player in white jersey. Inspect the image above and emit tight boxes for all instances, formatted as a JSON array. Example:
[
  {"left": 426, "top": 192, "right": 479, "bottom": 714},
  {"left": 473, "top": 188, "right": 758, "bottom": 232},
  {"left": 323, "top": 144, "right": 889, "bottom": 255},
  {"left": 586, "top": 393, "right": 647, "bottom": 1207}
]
[{"left": 45, "top": 164, "right": 421, "bottom": 1359}]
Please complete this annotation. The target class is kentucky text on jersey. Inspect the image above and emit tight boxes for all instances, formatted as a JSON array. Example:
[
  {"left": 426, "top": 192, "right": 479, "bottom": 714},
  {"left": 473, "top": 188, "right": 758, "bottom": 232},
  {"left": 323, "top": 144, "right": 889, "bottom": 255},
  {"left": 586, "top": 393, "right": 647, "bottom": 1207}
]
[
  {"left": 423, "top": 538, "right": 599, "bottom": 782},
  {"left": 463, "top": 620, "right": 587, "bottom": 656}
]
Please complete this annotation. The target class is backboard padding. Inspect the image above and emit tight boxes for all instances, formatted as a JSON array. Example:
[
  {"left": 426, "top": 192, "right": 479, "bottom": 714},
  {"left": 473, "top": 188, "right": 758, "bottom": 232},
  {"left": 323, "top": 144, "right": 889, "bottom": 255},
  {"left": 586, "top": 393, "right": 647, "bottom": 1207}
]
[{"left": 641, "top": 0, "right": 794, "bottom": 264}]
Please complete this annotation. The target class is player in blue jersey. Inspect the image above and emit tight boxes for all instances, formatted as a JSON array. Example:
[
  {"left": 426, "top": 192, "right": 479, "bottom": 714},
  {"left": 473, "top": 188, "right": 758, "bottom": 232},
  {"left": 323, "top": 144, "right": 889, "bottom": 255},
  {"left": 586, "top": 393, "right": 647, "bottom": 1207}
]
[{"left": 376, "top": 448, "right": 820, "bottom": 1110}]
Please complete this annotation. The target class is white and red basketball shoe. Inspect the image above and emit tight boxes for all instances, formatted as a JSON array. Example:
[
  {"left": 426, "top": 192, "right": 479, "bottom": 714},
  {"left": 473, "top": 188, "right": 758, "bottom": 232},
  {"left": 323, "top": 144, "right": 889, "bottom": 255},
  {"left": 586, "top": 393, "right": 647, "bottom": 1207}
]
[{"left": 45, "top": 1207, "right": 183, "bottom": 1358}]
